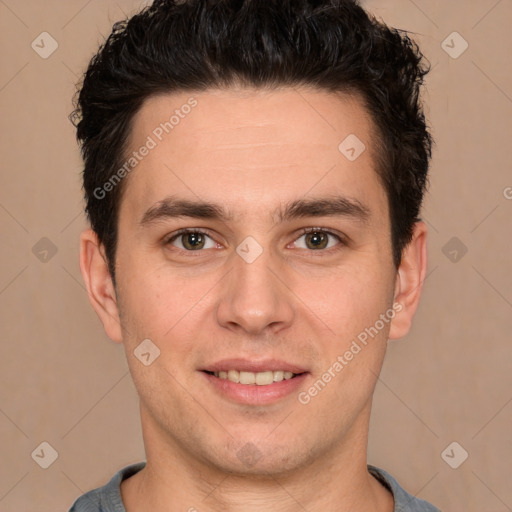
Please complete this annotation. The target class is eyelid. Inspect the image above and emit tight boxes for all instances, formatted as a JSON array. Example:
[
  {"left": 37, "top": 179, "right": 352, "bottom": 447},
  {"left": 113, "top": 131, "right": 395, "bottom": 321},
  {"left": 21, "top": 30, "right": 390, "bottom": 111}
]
[{"left": 298, "top": 226, "right": 345, "bottom": 241}]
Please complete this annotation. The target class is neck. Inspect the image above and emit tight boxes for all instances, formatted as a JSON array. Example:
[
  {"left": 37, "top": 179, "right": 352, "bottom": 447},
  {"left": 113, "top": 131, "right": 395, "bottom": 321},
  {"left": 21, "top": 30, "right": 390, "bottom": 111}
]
[{"left": 121, "top": 404, "right": 393, "bottom": 512}]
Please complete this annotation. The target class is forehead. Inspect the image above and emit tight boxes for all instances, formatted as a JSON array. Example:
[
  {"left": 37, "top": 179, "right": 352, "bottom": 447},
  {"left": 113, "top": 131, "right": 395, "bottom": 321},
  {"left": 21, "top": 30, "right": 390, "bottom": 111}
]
[{"left": 120, "top": 87, "right": 387, "bottom": 222}]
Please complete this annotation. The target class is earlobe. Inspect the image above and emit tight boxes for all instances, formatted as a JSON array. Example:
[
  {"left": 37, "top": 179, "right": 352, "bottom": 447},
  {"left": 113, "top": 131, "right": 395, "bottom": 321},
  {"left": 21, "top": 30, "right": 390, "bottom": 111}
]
[
  {"left": 79, "top": 228, "right": 123, "bottom": 343},
  {"left": 388, "top": 221, "right": 428, "bottom": 340}
]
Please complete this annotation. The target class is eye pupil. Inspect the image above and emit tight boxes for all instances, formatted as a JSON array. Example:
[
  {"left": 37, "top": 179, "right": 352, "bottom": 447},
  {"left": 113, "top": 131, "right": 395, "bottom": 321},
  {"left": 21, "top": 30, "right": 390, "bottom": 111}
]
[
  {"left": 183, "top": 232, "right": 205, "bottom": 250},
  {"left": 306, "top": 232, "right": 328, "bottom": 250}
]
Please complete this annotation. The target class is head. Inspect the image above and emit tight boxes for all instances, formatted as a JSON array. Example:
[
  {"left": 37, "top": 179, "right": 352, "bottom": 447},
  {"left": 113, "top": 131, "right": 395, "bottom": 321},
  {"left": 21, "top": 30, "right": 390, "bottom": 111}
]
[
  {"left": 74, "top": 0, "right": 431, "bottom": 282},
  {"left": 75, "top": 0, "right": 431, "bottom": 481}
]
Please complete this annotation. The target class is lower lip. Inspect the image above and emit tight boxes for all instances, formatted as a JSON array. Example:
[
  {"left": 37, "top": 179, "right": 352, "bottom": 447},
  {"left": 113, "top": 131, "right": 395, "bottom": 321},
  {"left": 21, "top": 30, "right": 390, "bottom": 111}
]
[{"left": 201, "top": 371, "right": 309, "bottom": 405}]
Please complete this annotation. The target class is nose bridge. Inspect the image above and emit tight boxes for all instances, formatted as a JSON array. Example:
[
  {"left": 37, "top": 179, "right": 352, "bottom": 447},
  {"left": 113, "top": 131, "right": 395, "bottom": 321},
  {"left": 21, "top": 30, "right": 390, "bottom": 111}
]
[
  {"left": 216, "top": 240, "right": 294, "bottom": 334},
  {"left": 234, "top": 244, "right": 276, "bottom": 298}
]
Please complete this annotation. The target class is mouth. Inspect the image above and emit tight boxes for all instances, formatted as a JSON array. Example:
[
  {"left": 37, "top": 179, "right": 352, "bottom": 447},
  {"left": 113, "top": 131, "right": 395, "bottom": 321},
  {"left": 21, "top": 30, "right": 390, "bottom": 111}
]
[
  {"left": 203, "top": 369, "right": 303, "bottom": 386},
  {"left": 200, "top": 360, "right": 309, "bottom": 405}
]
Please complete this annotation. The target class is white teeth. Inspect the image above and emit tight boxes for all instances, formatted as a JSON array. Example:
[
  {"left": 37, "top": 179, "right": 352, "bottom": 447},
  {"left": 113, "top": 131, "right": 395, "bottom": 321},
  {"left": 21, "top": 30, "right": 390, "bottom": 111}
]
[
  {"left": 273, "top": 370, "right": 284, "bottom": 382},
  {"left": 239, "top": 371, "right": 256, "bottom": 385},
  {"left": 227, "top": 370, "right": 239, "bottom": 383},
  {"left": 255, "top": 371, "right": 274, "bottom": 385},
  {"left": 213, "top": 370, "right": 298, "bottom": 385}
]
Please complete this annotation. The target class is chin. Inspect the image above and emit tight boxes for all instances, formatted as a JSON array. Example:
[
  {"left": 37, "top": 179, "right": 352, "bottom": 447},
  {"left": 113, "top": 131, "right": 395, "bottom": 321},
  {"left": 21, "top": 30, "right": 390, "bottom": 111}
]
[{"left": 201, "top": 437, "right": 315, "bottom": 478}]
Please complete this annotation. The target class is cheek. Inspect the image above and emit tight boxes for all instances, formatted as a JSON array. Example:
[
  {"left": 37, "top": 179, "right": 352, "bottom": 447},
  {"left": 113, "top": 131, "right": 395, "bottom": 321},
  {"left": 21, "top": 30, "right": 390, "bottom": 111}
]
[
  {"left": 294, "top": 259, "right": 394, "bottom": 342},
  {"left": 116, "top": 262, "right": 219, "bottom": 378},
  {"left": 116, "top": 251, "right": 201, "bottom": 335}
]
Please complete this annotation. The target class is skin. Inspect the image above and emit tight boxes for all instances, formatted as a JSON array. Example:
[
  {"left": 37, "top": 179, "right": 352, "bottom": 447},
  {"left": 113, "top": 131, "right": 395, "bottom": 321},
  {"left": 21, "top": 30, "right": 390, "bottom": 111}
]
[{"left": 80, "top": 87, "right": 427, "bottom": 512}]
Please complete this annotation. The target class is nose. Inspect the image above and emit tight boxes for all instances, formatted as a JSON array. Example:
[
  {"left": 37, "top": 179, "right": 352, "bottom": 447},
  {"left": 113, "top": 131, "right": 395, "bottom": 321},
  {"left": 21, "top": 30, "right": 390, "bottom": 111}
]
[{"left": 216, "top": 245, "right": 295, "bottom": 337}]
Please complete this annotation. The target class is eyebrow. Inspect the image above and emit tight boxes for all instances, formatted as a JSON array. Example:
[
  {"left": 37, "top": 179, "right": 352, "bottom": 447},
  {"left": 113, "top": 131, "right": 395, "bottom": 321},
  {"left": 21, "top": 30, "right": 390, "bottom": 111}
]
[{"left": 139, "top": 194, "right": 371, "bottom": 227}]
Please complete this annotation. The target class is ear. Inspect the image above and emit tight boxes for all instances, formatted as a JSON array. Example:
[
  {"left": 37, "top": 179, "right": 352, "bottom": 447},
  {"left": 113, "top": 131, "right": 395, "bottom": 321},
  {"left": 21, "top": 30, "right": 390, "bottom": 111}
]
[
  {"left": 388, "top": 221, "right": 428, "bottom": 340},
  {"left": 79, "top": 228, "right": 123, "bottom": 343}
]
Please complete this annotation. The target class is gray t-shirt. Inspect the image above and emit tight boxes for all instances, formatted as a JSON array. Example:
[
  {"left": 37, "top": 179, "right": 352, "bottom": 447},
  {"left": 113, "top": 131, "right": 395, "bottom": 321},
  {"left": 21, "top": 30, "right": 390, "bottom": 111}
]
[{"left": 69, "top": 462, "right": 440, "bottom": 511}]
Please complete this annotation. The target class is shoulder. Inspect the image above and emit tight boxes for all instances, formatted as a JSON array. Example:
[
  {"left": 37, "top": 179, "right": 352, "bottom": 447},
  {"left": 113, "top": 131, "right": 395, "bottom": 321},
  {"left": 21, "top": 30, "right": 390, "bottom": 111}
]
[
  {"left": 68, "top": 462, "right": 146, "bottom": 512},
  {"left": 368, "top": 465, "right": 441, "bottom": 512}
]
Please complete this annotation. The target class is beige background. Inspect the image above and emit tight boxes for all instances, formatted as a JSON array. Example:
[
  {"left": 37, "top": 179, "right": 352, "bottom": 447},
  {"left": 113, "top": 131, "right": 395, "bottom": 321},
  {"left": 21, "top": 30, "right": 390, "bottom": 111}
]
[{"left": 0, "top": 0, "right": 511, "bottom": 510}]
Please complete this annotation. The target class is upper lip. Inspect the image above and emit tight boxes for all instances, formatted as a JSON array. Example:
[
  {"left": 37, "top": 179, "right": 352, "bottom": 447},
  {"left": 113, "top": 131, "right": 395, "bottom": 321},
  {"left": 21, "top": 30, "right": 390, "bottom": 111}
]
[{"left": 201, "top": 358, "right": 308, "bottom": 374}]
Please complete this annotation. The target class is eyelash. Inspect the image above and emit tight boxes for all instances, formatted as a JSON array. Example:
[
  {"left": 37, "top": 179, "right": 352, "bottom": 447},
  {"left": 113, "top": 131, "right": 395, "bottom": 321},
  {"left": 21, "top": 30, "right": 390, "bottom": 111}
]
[{"left": 165, "top": 227, "right": 346, "bottom": 255}]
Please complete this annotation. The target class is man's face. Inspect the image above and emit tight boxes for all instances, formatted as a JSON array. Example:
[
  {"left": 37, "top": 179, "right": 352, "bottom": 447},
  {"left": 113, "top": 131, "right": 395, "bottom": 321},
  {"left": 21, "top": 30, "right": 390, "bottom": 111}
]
[{"left": 112, "top": 87, "right": 399, "bottom": 474}]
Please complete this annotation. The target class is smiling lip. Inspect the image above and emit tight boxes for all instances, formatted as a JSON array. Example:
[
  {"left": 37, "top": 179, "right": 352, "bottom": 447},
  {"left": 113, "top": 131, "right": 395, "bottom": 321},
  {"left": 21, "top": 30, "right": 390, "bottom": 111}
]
[
  {"left": 200, "top": 358, "right": 308, "bottom": 374},
  {"left": 200, "top": 358, "right": 309, "bottom": 405}
]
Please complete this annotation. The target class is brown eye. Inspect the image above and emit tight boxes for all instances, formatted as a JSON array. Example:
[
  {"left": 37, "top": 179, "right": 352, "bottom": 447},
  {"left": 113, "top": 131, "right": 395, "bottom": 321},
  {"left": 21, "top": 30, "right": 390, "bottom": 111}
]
[
  {"left": 294, "top": 229, "right": 342, "bottom": 251},
  {"left": 181, "top": 232, "right": 205, "bottom": 250},
  {"left": 167, "top": 230, "right": 216, "bottom": 251},
  {"left": 304, "top": 231, "right": 329, "bottom": 250}
]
